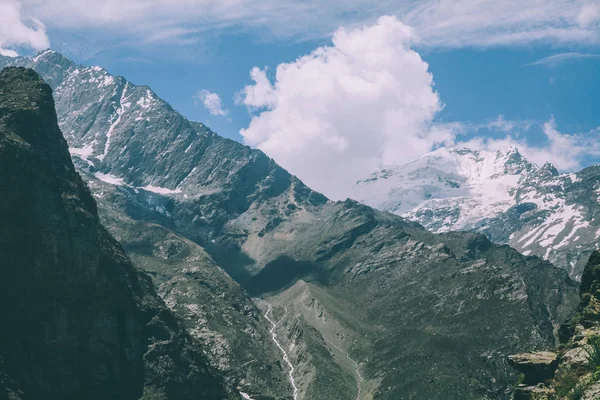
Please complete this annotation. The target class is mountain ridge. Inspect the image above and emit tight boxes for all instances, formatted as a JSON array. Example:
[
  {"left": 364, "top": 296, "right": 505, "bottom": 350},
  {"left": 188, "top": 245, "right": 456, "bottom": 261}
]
[
  {"left": 0, "top": 51, "right": 584, "bottom": 399},
  {"left": 0, "top": 66, "right": 240, "bottom": 400},
  {"left": 352, "top": 146, "right": 600, "bottom": 280}
]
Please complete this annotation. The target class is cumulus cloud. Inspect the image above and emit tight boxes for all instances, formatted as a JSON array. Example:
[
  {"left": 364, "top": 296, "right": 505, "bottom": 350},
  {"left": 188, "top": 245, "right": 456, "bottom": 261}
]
[
  {"left": 578, "top": 1, "right": 600, "bottom": 27},
  {"left": 237, "top": 13, "right": 598, "bottom": 201},
  {"left": 238, "top": 16, "right": 455, "bottom": 199},
  {"left": 0, "top": 0, "right": 49, "bottom": 55},
  {"left": 194, "top": 90, "right": 229, "bottom": 116}
]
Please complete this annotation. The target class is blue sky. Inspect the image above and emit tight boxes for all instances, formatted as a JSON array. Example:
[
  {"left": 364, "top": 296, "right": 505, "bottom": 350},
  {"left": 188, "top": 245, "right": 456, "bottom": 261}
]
[
  {"left": 1, "top": 0, "right": 599, "bottom": 198},
  {"left": 82, "top": 39, "right": 600, "bottom": 146}
]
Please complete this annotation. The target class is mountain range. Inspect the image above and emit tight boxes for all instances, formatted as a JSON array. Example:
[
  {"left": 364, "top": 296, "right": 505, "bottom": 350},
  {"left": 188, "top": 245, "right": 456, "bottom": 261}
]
[
  {"left": 0, "top": 50, "right": 593, "bottom": 399},
  {"left": 353, "top": 146, "right": 600, "bottom": 281}
]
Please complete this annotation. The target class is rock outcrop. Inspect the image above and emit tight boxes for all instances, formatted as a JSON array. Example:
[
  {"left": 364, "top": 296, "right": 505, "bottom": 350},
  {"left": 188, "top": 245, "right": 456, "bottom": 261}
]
[
  {"left": 0, "top": 67, "right": 239, "bottom": 399},
  {"left": 509, "top": 250, "right": 600, "bottom": 399},
  {"left": 508, "top": 352, "right": 559, "bottom": 385}
]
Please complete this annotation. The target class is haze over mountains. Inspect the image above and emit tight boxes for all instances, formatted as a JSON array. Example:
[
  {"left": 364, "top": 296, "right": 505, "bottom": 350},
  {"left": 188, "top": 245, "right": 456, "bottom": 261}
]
[{"left": 0, "top": 50, "right": 596, "bottom": 399}]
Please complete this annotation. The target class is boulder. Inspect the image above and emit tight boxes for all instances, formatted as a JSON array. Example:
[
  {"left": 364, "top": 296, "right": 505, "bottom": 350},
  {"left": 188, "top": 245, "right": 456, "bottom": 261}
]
[
  {"left": 513, "top": 384, "right": 552, "bottom": 400},
  {"left": 508, "top": 352, "right": 559, "bottom": 384}
]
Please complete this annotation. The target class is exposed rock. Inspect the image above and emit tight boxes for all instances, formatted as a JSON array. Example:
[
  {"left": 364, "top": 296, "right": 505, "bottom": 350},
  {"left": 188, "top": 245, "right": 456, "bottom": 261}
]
[
  {"left": 513, "top": 384, "right": 552, "bottom": 400},
  {"left": 352, "top": 146, "right": 600, "bottom": 281},
  {"left": 0, "top": 67, "right": 239, "bottom": 400},
  {"left": 508, "top": 353, "right": 558, "bottom": 384},
  {"left": 0, "top": 52, "right": 583, "bottom": 399},
  {"left": 508, "top": 250, "right": 600, "bottom": 399},
  {"left": 582, "top": 381, "right": 600, "bottom": 399}
]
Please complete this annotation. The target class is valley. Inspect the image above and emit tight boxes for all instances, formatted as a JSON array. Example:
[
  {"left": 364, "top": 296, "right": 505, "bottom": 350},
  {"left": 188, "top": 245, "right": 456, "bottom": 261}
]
[{"left": 0, "top": 51, "right": 594, "bottom": 399}]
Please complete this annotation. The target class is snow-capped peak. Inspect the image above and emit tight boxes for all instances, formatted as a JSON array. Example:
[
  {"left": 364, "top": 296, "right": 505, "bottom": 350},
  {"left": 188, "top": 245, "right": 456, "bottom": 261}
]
[
  {"left": 352, "top": 145, "right": 599, "bottom": 280},
  {"left": 352, "top": 146, "right": 535, "bottom": 215}
]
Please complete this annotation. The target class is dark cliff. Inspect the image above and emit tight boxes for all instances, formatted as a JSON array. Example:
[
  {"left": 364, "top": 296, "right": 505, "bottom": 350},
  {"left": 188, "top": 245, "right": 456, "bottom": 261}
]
[{"left": 0, "top": 67, "right": 238, "bottom": 400}]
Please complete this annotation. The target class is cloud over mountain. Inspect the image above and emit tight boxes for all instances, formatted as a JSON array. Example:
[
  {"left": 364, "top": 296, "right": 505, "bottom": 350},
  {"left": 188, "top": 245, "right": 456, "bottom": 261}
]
[{"left": 238, "top": 16, "right": 452, "bottom": 199}]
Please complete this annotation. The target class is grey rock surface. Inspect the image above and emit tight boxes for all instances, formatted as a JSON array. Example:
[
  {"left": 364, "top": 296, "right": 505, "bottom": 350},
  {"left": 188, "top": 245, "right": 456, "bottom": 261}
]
[{"left": 0, "top": 66, "right": 239, "bottom": 400}]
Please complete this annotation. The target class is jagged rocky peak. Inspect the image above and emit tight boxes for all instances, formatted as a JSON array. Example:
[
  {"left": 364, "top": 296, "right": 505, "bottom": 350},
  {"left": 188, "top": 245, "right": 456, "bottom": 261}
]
[
  {"left": 495, "top": 146, "right": 533, "bottom": 175},
  {"left": 538, "top": 161, "right": 560, "bottom": 177},
  {"left": 0, "top": 67, "right": 239, "bottom": 400},
  {"left": 352, "top": 142, "right": 600, "bottom": 281},
  {"left": 0, "top": 55, "right": 583, "bottom": 398},
  {"left": 2, "top": 50, "right": 325, "bottom": 214},
  {"left": 351, "top": 145, "right": 535, "bottom": 216}
]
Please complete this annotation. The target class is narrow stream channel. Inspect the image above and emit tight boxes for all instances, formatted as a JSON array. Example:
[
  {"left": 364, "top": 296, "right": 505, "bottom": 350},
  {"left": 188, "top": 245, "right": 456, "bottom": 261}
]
[{"left": 265, "top": 304, "right": 299, "bottom": 400}]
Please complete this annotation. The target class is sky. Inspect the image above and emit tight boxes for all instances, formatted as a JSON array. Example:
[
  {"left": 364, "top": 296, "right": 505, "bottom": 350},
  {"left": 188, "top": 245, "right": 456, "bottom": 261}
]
[{"left": 1, "top": 0, "right": 599, "bottom": 199}]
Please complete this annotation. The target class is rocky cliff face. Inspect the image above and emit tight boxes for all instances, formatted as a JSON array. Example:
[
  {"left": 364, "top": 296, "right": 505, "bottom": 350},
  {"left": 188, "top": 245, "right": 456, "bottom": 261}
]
[
  {"left": 0, "top": 67, "right": 239, "bottom": 400},
  {"left": 352, "top": 147, "right": 600, "bottom": 280},
  {"left": 508, "top": 250, "right": 600, "bottom": 399},
  {"left": 0, "top": 52, "right": 585, "bottom": 399}
]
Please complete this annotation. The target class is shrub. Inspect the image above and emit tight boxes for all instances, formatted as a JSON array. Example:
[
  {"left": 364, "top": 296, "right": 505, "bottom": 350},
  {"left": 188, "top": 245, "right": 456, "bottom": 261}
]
[
  {"left": 553, "top": 371, "right": 580, "bottom": 398},
  {"left": 585, "top": 335, "right": 600, "bottom": 378}
]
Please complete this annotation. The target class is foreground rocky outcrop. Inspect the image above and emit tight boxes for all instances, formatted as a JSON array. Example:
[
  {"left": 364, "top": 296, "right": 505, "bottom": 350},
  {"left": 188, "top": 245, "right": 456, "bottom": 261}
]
[
  {"left": 0, "top": 67, "right": 239, "bottom": 399},
  {"left": 509, "top": 250, "right": 600, "bottom": 399}
]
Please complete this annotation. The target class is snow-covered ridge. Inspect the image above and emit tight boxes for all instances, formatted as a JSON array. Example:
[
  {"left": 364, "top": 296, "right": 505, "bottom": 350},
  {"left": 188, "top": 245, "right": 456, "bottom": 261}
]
[
  {"left": 352, "top": 146, "right": 599, "bottom": 279},
  {"left": 353, "top": 146, "right": 532, "bottom": 216},
  {"left": 26, "top": 50, "right": 161, "bottom": 164}
]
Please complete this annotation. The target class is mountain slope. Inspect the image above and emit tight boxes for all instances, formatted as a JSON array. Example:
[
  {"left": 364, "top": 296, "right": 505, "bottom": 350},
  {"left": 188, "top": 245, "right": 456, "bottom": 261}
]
[
  {"left": 1, "top": 51, "right": 584, "bottom": 399},
  {"left": 1, "top": 51, "right": 297, "bottom": 399},
  {"left": 507, "top": 250, "right": 600, "bottom": 399},
  {"left": 0, "top": 67, "right": 239, "bottom": 400},
  {"left": 352, "top": 147, "right": 600, "bottom": 280}
]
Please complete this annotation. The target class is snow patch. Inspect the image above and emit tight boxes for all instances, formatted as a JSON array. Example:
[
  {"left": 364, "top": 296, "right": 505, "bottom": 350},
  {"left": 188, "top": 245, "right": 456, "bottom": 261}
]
[
  {"left": 137, "top": 90, "right": 154, "bottom": 109},
  {"left": 95, "top": 172, "right": 126, "bottom": 186},
  {"left": 32, "top": 49, "right": 54, "bottom": 63},
  {"left": 140, "top": 185, "right": 182, "bottom": 195},
  {"left": 70, "top": 144, "right": 94, "bottom": 159},
  {"left": 98, "top": 82, "right": 131, "bottom": 161}
]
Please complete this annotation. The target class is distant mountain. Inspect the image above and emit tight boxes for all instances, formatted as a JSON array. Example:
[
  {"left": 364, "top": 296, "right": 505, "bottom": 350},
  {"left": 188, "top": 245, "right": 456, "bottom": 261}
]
[
  {"left": 0, "top": 67, "right": 239, "bottom": 400},
  {"left": 352, "top": 147, "right": 600, "bottom": 280},
  {"left": 0, "top": 51, "right": 583, "bottom": 399}
]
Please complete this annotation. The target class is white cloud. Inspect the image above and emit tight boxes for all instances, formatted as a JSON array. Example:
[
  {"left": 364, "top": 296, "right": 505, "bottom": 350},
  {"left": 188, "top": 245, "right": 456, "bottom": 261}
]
[
  {"left": 401, "top": 0, "right": 599, "bottom": 48},
  {"left": 0, "top": 48, "right": 18, "bottom": 57},
  {"left": 0, "top": 0, "right": 49, "bottom": 55},
  {"left": 239, "top": 16, "right": 455, "bottom": 200},
  {"left": 194, "top": 89, "right": 229, "bottom": 116},
  {"left": 463, "top": 118, "right": 600, "bottom": 171},
  {"left": 579, "top": 1, "right": 600, "bottom": 27},
  {"left": 9, "top": 0, "right": 600, "bottom": 56},
  {"left": 526, "top": 52, "right": 600, "bottom": 67},
  {"left": 478, "top": 115, "right": 534, "bottom": 133}
]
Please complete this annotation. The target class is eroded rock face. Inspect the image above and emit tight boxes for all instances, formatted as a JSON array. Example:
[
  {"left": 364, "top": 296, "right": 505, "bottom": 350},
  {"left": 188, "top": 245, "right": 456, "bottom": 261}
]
[
  {"left": 507, "top": 250, "right": 600, "bottom": 400},
  {"left": 508, "top": 352, "right": 558, "bottom": 384},
  {"left": 0, "top": 67, "right": 238, "bottom": 400}
]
